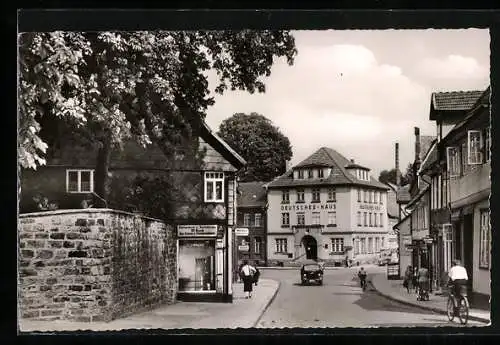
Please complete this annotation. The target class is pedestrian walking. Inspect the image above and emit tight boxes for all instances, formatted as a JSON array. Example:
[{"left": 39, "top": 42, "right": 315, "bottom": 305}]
[
  {"left": 240, "top": 260, "right": 257, "bottom": 298},
  {"left": 412, "top": 266, "right": 419, "bottom": 293},
  {"left": 417, "top": 265, "right": 430, "bottom": 301},
  {"left": 253, "top": 260, "right": 261, "bottom": 286},
  {"left": 403, "top": 265, "right": 413, "bottom": 293}
]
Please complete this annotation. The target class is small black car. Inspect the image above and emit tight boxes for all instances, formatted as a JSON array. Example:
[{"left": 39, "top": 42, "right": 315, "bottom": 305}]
[{"left": 300, "top": 263, "right": 323, "bottom": 285}]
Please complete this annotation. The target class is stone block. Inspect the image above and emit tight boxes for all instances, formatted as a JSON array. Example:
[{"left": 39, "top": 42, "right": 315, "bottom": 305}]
[
  {"left": 50, "top": 227, "right": 59, "bottom": 232},
  {"left": 20, "top": 268, "right": 37, "bottom": 277},
  {"left": 68, "top": 251, "right": 87, "bottom": 258},
  {"left": 80, "top": 227, "right": 91, "bottom": 233},
  {"left": 27, "top": 240, "right": 46, "bottom": 248},
  {"left": 91, "top": 248, "right": 105, "bottom": 258},
  {"left": 55, "top": 250, "right": 68, "bottom": 259},
  {"left": 97, "top": 219, "right": 105, "bottom": 226},
  {"left": 50, "top": 233, "right": 65, "bottom": 240},
  {"left": 19, "top": 259, "right": 30, "bottom": 267},
  {"left": 21, "top": 249, "right": 34, "bottom": 259},
  {"left": 75, "top": 316, "right": 91, "bottom": 322},
  {"left": 41, "top": 309, "right": 63, "bottom": 317},
  {"left": 48, "top": 241, "right": 63, "bottom": 248},
  {"left": 64, "top": 267, "right": 80, "bottom": 275},
  {"left": 22, "top": 310, "right": 40, "bottom": 318},
  {"left": 36, "top": 250, "right": 53, "bottom": 259},
  {"left": 20, "top": 242, "right": 25, "bottom": 248},
  {"left": 35, "top": 233, "right": 49, "bottom": 239},
  {"left": 34, "top": 261, "right": 45, "bottom": 268},
  {"left": 75, "top": 219, "right": 87, "bottom": 226},
  {"left": 66, "top": 233, "right": 83, "bottom": 240},
  {"left": 20, "top": 233, "right": 33, "bottom": 239},
  {"left": 88, "top": 219, "right": 96, "bottom": 226},
  {"left": 46, "top": 277, "right": 58, "bottom": 285},
  {"left": 63, "top": 241, "right": 75, "bottom": 249},
  {"left": 69, "top": 285, "right": 83, "bottom": 292}
]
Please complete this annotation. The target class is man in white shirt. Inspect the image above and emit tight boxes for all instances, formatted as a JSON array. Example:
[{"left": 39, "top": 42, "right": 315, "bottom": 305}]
[{"left": 448, "top": 260, "right": 468, "bottom": 298}]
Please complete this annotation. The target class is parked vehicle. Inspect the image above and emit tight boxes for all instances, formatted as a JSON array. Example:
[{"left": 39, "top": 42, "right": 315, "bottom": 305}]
[{"left": 300, "top": 262, "right": 323, "bottom": 285}]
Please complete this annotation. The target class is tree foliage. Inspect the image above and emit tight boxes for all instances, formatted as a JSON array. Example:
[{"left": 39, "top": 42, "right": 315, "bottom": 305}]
[
  {"left": 217, "top": 112, "right": 293, "bottom": 182},
  {"left": 378, "top": 163, "right": 414, "bottom": 186},
  {"left": 19, "top": 30, "right": 297, "bottom": 202}
]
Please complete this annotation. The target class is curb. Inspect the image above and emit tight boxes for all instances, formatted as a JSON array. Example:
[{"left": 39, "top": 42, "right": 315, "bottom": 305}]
[
  {"left": 253, "top": 280, "right": 281, "bottom": 327},
  {"left": 370, "top": 281, "right": 491, "bottom": 324}
]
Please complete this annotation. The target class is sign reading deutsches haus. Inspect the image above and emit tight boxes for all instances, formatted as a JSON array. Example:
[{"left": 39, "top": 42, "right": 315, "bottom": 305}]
[
  {"left": 178, "top": 225, "right": 218, "bottom": 237},
  {"left": 359, "top": 204, "right": 382, "bottom": 211},
  {"left": 281, "top": 203, "right": 336, "bottom": 211}
]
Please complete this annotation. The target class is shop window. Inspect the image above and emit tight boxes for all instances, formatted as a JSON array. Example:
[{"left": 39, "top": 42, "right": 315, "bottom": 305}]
[
  {"left": 282, "top": 190, "right": 290, "bottom": 204},
  {"left": 327, "top": 211, "right": 336, "bottom": 226},
  {"left": 254, "top": 213, "right": 262, "bottom": 227},
  {"left": 297, "top": 213, "right": 305, "bottom": 226},
  {"left": 312, "top": 212, "right": 321, "bottom": 225},
  {"left": 254, "top": 237, "right": 262, "bottom": 254},
  {"left": 281, "top": 213, "right": 290, "bottom": 227},
  {"left": 243, "top": 213, "right": 251, "bottom": 227},
  {"left": 312, "top": 188, "right": 321, "bottom": 202},
  {"left": 66, "top": 169, "right": 94, "bottom": 193},
  {"left": 479, "top": 210, "right": 491, "bottom": 269},
  {"left": 204, "top": 172, "right": 224, "bottom": 202},
  {"left": 468, "top": 130, "right": 483, "bottom": 165},
  {"left": 328, "top": 188, "right": 336, "bottom": 202},
  {"left": 331, "top": 238, "right": 344, "bottom": 253},
  {"left": 178, "top": 239, "right": 215, "bottom": 292},
  {"left": 296, "top": 188, "right": 305, "bottom": 202},
  {"left": 276, "top": 238, "right": 288, "bottom": 253}
]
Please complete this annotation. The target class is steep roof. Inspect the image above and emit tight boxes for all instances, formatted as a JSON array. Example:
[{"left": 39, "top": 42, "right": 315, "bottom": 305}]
[
  {"left": 430, "top": 90, "right": 483, "bottom": 120},
  {"left": 267, "top": 147, "right": 388, "bottom": 190},
  {"left": 237, "top": 182, "right": 267, "bottom": 208},
  {"left": 200, "top": 121, "right": 247, "bottom": 169},
  {"left": 420, "top": 135, "right": 436, "bottom": 161}
]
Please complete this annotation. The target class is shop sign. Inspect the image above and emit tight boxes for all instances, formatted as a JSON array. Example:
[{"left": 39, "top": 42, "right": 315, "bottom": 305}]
[
  {"left": 359, "top": 204, "right": 382, "bottom": 211},
  {"left": 235, "top": 228, "right": 249, "bottom": 236},
  {"left": 423, "top": 237, "right": 433, "bottom": 244},
  {"left": 281, "top": 203, "right": 336, "bottom": 211},
  {"left": 177, "top": 224, "right": 218, "bottom": 237},
  {"left": 238, "top": 245, "right": 249, "bottom": 251}
]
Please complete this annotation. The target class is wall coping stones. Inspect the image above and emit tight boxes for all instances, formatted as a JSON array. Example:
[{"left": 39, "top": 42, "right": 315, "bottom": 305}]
[{"left": 18, "top": 208, "right": 164, "bottom": 223}]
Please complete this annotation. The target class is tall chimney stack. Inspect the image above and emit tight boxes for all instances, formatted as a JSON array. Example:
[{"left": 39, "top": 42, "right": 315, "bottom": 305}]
[
  {"left": 395, "top": 142, "right": 401, "bottom": 186},
  {"left": 414, "top": 127, "right": 421, "bottom": 163}
]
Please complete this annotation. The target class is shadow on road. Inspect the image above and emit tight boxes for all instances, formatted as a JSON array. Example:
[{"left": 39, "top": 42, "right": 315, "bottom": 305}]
[
  {"left": 292, "top": 282, "right": 322, "bottom": 287},
  {"left": 353, "top": 288, "right": 438, "bottom": 315}
]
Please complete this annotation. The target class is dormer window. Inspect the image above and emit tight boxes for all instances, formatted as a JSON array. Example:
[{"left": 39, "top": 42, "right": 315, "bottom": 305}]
[
  {"left": 308, "top": 169, "right": 314, "bottom": 179},
  {"left": 298, "top": 170, "right": 304, "bottom": 179},
  {"left": 318, "top": 169, "right": 324, "bottom": 178}
]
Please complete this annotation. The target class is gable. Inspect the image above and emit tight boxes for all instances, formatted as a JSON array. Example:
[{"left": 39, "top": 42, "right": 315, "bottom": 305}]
[{"left": 199, "top": 138, "right": 238, "bottom": 172}]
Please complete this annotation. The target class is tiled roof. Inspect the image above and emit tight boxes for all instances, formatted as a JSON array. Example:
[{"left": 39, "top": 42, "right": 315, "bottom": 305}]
[
  {"left": 345, "top": 162, "right": 370, "bottom": 170},
  {"left": 396, "top": 185, "right": 411, "bottom": 203},
  {"left": 237, "top": 182, "right": 267, "bottom": 208},
  {"left": 419, "top": 141, "right": 438, "bottom": 174},
  {"left": 432, "top": 90, "right": 484, "bottom": 111},
  {"left": 420, "top": 135, "right": 436, "bottom": 161},
  {"left": 267, "top": 147, "right": 388, "bottom": 190}
]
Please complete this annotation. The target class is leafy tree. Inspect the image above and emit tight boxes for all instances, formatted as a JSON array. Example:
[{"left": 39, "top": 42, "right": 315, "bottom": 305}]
[
  {"left": 19, "top": 30, "right": 297, "bottom": 203},
  {"left": 217, "top": 112, "right": 293, "bottom": 182},
  {"left": 378, "top": 163, "right": 414, "bottom": 186}
]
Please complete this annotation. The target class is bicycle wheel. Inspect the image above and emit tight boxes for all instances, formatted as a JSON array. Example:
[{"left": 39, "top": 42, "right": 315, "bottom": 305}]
[
  {"left": 446, "top": 297, "right": 455, "bottom": 322},
  {"left": 458, "top": 297, "right": 469, "bottom": 325}
]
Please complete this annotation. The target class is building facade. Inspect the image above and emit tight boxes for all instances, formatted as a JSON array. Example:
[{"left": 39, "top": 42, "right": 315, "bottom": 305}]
[
  {"left": 266, "top": 147, "right": 390, "bottom": 267},
  {"left": 394, "top": 214, "right": 412, "bottom": 278},
  {"left": 235, "top": 182, "right": 267, "bottom": 269},
  {"left": 20, "top": 121, "right": 246, "bottom": 303}
]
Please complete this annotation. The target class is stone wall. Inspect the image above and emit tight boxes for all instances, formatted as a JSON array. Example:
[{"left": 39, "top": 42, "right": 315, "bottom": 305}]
[{"left": 18, "top": 209, "right": 176, "bottom": 322}]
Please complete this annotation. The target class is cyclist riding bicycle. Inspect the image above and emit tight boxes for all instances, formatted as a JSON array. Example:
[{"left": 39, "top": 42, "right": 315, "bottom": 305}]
[
  {"left": 358, "top": 267, "right": 367, "bottom": 288},
  {"left": 448, "top": 260, "right": 468, "bottom": 299}
]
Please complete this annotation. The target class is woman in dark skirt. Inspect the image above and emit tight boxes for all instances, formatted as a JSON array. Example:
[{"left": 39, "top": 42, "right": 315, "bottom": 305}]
[{"left": 240, "top": 260, "right": 257, "bottom": 298}]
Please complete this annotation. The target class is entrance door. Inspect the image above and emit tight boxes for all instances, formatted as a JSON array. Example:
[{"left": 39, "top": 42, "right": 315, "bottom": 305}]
[
  {"left": 302, "top": 235, "right": 318, "bottom": 260},
  {"left": 463, "top": 214, "right": 474, "bottom": 299}
]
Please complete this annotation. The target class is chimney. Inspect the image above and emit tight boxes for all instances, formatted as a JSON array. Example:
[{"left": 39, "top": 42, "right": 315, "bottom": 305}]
[
  {"left": 350, "top": 159, "right": 355, "bottom": 164},
  {"left": 395, "top": 142, "right": 401, "bottom": 186},
  {"left": 414, "top": 127, "right": 421, "bottom": 164},
  {"left": 285, "top": 159, "right": 291, "bottom": 171}
]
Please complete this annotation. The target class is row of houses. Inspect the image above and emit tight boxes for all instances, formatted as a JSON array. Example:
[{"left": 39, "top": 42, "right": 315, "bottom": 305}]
[
  {"left": 394, "top": 87, "right": 491, "bottom": 307},
  {"left": 235, "top": 147, "right": 399, "bottom": 268}
]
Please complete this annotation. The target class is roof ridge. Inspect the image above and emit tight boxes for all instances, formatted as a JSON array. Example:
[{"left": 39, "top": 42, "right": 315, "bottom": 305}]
[{"left": 322, "top": 147, "right": 356, "bottom": 184}]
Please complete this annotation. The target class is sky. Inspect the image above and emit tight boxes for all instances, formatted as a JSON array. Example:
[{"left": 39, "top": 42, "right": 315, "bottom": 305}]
[{"left": 204, "top": 29, "right": 490, "bottom": 178}]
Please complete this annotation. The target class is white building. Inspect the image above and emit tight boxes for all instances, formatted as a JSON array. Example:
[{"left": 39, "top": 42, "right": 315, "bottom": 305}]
[{"left": 266, "top": 147, "right": 391, "bottom": 266}]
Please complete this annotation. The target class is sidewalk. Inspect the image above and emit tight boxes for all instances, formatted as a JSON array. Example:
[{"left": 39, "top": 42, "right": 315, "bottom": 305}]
[
  {"left": 19, "top": 278, "right": 280, "bottom": 332},
  {"left": 370, "top": 274, "right": 491, "bottom": 324}
]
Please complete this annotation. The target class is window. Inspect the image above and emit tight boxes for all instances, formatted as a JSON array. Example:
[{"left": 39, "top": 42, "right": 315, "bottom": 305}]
[
  {"left": 381, "top": 238, "right": 385, "bottom": 249},
  {"left": 296, "top": 188, "right": 305, "bottom": 202},
  {"left": 368, "top": 237, "right": 373, "bottom": 253},
  {"left": 484, "top": 127, "right": 491, "bottom": 162},
  {"left": 374, "top": 213, "right": 378, "bottom": 227},
  {"left": 328, "top": 188, "right": 336, "bottom": 202},
  {"left": 254, "top": 213, "right": 262, "bottom": 227},
  {"left": 461, "top": 143, "right": 468, "bottom": 174},
  {"left": 298, "top": 170, "right": 304, "bottom": 179},
  {"left": 204, "top": 172, "right": 224, "bottom": 202},
  {"left": 479, "top": 210, "right": 491, "bottom": 269},
  {"left": 446, "top": 147, "right": 460, "bottom": 177},
  {"left": 331, "top": 238, "right": 344, "bottom": 253},
  {"left": 276, "top": 239, "right": 288, "bottom": 253},
  {"left": 380, "top": 213, "right": 384, "bottom": 227},
  {"left": 354, "top": 239, "right": 359, "bottom": 255},
  {"left": 375, "top": 191, "right": 379, "bottom": 205},
  {"left": 327, "top": 212, "right": 336, "bottom": 225},
  {"left": 379, "top": 192, "right": 383, "bottom": 204},
  {"left": 363, "top": 212, "right": 367, "bottom": 226},
  {"left": 297, "top": 213, "right": 305, "bottom": 226},
  {"left": 357, "top": 188, "right": 361, "bottom": 202},
  {"left": 318, "top": 169, "right": 324, "bottom": 178},
  {"left": 364, "top": 190, "right": 368, "bottom": 203},
  {"left": 66, "top": 169, "right": 94, "bottom": 193},
  {"left": 357, "top": 211, "right": 362, "bottom": 226},
  {"left": 243, "top": 213, "right": 251, "bottom": 227},
  {"left": 312, "top": 212, "right": 321, "bottom": 225},
  {"left": 282, "top": 190, "right": 290, "bottom": 204},
  {"left": 369, "top": 191, "right": 373, "bottom": 203},
  {"left": 281, "top": 213, "right": 290, "bottom": 227},
  {"left": 308, "top": 169, "right": 314, "bottom": 179},
  {"left": 468, "top": 130, "right": 483, "bottom": 165},
  {"left": 312, "top": 188, "right": 321, "bottom": 202},
  {"left": 375, "top": 237, "right": 380, "bottom": 252},
  {"left": 369, "top": 213, "right": 372, "bottom": 226},
  {"left": 360, "top": 238, "right": 366, "bottom": 254},
  {"left": 254, "top": 237, "right": 262, "bottom": 254}
]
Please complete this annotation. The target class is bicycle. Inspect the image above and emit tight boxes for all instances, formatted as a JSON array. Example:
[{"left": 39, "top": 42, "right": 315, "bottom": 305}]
[
  {"left": 446, "top": 284, "right": 469, "bottom": 325},
  {"left": 359, "top": 276, "right": 367, "bottom": 291}
]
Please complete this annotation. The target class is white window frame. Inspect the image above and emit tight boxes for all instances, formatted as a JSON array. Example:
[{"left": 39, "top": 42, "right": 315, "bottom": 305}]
[
  {"left": 276, "top": 238, "right": 288, "bottom": 253},
  {"left": 66, "top": 169, "right": 95, "bottom": 193},
  {"left": 446, "top": 147, "right": 460, "bottom": 177},
  {"left": 282, "top": 190, "right": 290, "bottom": 203},
  {"left": 204, "top": 172, "right": 225, "bottom": 202},
  {"left": 468, "top": 130, "right": 483, "bottom": 165},
  {"left": 297, "top": 213, "right": 305, "bottom": 226},
  {"left": 328, "top": 188, "right": 336, "bottom": 202},
  {"left": 363, "top": 212, "right": 367, "bottom": 226},
  {"left": 360, "top": 238, "right": 366, "bottom": 254},
  {"left": 357, "top": 211, "right": 361, "bottom": 226},
  {"left": 380, "top": 213, "right": 384, "bottom": 228},
  {"left": 312, "top": 212, "right": 321, "bottom": 225},
  {"left": 281, "top": 213, "right": 290, "bottom": 226},
  {"left": 296, "top": 188, "right": 305, "bottom": 202},
  {"left": 484, "top": 127, "right": 491, "bottom": 162},
  {"left": 479, "top": 210, "right": 491, "bottom": 269},
  {"left": 327, "top": 211, "right": 336, "bottom": 225},
  {"left": 243, "top": 213, "right": 251, "bottom": 227},
  {"left": 254, "top": 213, "right": 262, "bottom": 227},
  {"left": 254, "top": 237, "right": 262, "bottom": 254},
  {"left": 312, "top": 188, "right": 321, "bottom": 202},
  {"left": 357, "top": 188, "right": 361, "bottom": 202},
  {"left": 331, "top": 238, "right": 344, "bottom": 253},
  {"left": 298, "top": 170, "right": 304, "bottom": 179}
]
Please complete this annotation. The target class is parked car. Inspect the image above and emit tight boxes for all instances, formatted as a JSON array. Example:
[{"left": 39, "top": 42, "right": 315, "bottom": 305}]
[{"left": 300, "top": 262, "right": 323, "bottom": 285}]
